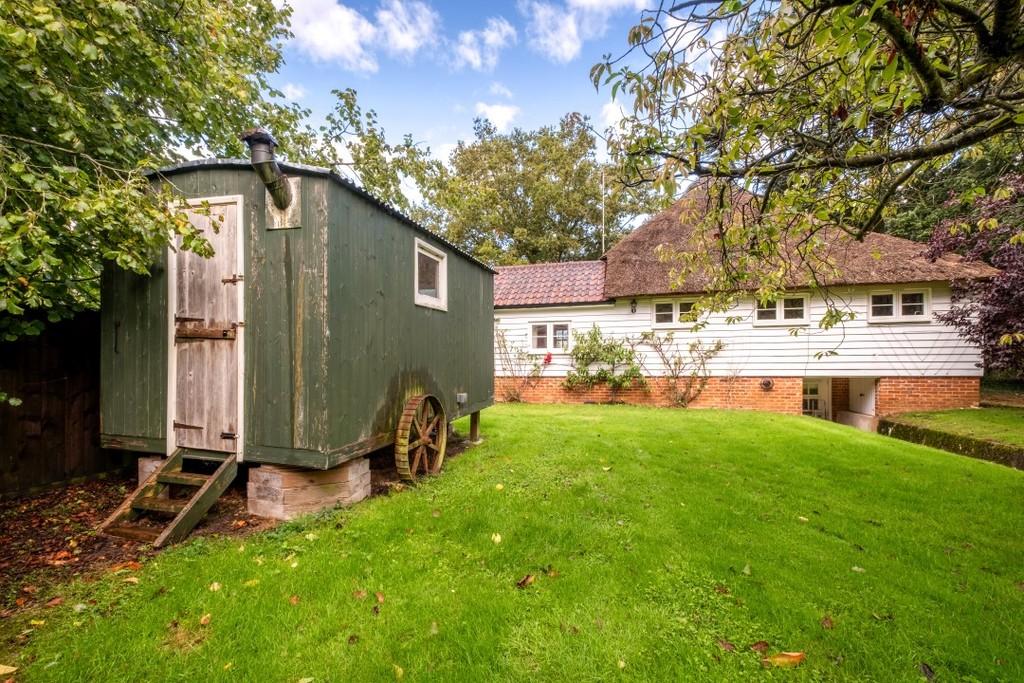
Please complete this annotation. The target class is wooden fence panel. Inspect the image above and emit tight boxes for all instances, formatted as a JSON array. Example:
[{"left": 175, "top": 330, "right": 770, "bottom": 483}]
[{"left": 0, "top": 313, "right": 130, "bottom": 498}]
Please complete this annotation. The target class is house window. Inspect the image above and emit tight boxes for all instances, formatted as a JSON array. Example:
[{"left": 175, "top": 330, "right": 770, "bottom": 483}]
[
  {"left": 652, "top": 299, "right": 699, "bottom": 327},
  {"left": 870, "top": 293, "right": 894, "bottom": 318},
  {"left": 654, "top": 302, "right": 674, "bottom": 325},
  {"left": 754, "top": 295, "right": 809, "bottom": 325},
  {"left": 901, "top": 291, "right": 926, "bottom": 317},
  {"left": 756, "top": 301, "right": 778, "bottom": 322},
  {"left": 531, "top": 322, "right": 570, "bottom": 351},
  {"left": 869, "top": 289, "right": 930, "bottom": 322},
  {"left": 783, "top": 297, "right": 806, "bottom": 320},
  {"left": 552, "top": 323, "right": 570, "bottom": 349},
  {"left": 414, "top": 239, "right": 447, "bottom": 311}
]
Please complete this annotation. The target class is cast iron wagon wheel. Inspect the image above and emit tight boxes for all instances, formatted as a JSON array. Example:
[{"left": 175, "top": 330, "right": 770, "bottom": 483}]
[{"left": 395, "top": 394, "right": 448, "bottom": 482}]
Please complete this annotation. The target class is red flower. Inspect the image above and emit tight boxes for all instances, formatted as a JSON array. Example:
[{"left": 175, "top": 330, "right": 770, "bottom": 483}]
[{"left": 543, "top": 352, "right": 553, "bottom": 364}]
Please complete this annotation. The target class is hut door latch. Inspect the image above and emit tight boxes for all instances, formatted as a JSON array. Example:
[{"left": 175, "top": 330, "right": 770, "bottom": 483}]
[{"left": 221, "top": 274, "right": 244, "bottom": 284}]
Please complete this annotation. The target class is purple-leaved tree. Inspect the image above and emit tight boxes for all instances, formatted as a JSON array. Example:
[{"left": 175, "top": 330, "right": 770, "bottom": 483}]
[{"left": 928, "top": 174, "right": 1024, "bottom": 376}]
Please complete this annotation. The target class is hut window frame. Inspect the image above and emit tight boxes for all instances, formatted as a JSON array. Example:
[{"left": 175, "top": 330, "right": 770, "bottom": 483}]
[{"left": 414, "top": 238, "right": 447, "bottom": 311}]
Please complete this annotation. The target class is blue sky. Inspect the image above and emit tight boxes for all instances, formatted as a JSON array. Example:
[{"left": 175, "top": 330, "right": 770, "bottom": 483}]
[{"left": 270, "top": 0, "right": 648, "bottom": 159}]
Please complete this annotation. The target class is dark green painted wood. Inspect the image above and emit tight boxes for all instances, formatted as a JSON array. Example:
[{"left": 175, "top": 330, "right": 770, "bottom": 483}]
[
  {"left": 100, "top": 434, "right": 166, "bottom": 453},
  {"left": 155, "top": 455, "right": 237, "bottom": 547},
  {"left": 99, "top": 163, "right": 494, "bottom": 468}
]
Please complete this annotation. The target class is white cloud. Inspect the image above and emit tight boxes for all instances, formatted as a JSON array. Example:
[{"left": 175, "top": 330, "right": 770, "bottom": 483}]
[
  {"left": 600, "top": 100, "right": 626, "bottom": 129},
  {"left": 489, "top": 81, "right": 514, "bottom": 98},
  {"left": 521, "top": 1, "right": 581, "bottom": 64},
  {"left": 281, "top": 83, "right": 306, "bottom": 101},
  {"left": 281, "top": 0, "right": 378, "bottom": 72},
  {"left": 520, "top": 0, "right": 644, "bottom": 63},
  {"left": 475, "top": 102, "right": 521, "bottom": 132},
  {"left": 376, "top": 0, "right": 441, "bottom": 57},
  {"left": 453, "top": 17, "right": 517, "bottom": 71}
]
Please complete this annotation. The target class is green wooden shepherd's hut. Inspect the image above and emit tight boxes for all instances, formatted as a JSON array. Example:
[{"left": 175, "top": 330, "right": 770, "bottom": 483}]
[{"left": 99, "top": 130, "right": 494, "bottom": 545}]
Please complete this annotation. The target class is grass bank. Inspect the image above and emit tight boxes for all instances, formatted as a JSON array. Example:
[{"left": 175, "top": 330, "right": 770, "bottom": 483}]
[{"left": 3, "top": 404, "right": 1023, "bottom": 681}]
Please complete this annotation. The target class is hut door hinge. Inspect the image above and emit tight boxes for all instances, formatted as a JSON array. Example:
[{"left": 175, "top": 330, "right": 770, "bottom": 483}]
[
  {"left": 173, "top": 420, "right": 203, "bottom": 431},
  {"left": 221, "top": 274, "right": 244, "bottom": 284},
  {"left": 174, "top": 315, "right": 204, "bottom": 323}
]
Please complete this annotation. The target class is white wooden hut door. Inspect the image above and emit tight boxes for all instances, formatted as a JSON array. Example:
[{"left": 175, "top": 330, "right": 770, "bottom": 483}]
[{"left": 172, "top": 199, "right": 243, "bottom": 454}]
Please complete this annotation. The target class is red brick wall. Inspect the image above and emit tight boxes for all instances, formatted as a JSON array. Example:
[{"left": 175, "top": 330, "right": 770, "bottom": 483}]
[
  {"left": 497, "top": 375, "right": 981, "bottom": 417},
  {"left": 875, "top": 377, "right": 980, "bottom": 416},
  {"left": 495, "top": 376, "right": 803, "bottom": 414},
  {"left": 831, "top": 377, "right": 850, "bottom": 415}
]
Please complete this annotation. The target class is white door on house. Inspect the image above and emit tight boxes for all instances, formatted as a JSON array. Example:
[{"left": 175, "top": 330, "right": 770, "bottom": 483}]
[
  {"left": 802, "top": 379, "right": 829, "bottom": 419},
  {"left": 172, "top": 198, "right": 243, "bottom": 453}
]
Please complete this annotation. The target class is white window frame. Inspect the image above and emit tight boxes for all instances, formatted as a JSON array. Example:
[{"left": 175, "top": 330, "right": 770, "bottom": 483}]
[
  {"left": 529, "top": 321, "right": 571, "bottom": 353},
  {"left": 414, "top": 238, "right": 447, "bottom": 311},
  {"left": 752, "top": 294, "right": 810, "bottom": 326},
  {"left": 868, "top": 288, "right": 931, "bottom": 323},
  {"left": 651, "top": 298, "right": 699, "bottom": 328}
]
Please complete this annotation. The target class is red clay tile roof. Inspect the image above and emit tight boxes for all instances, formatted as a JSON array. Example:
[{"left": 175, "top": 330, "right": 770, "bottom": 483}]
[{"left": 495, "top": 260, "right": 607, "bottom": 307}]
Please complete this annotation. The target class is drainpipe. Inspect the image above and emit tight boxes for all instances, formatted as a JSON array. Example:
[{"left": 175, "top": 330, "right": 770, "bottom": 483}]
[{"left": 240, "top": 128, "right": 292, "bottom": 210}]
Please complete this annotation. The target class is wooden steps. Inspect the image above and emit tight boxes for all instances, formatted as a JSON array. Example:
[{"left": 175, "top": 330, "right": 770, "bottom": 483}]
[{"left": 99, "top": 449, "right": 237, "bottom": 547}]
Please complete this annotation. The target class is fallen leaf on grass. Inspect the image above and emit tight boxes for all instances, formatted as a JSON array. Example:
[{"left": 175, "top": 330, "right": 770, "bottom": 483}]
[
  {"left": 290, "top": 595, "right": 300, "bottom": 605},
  {"left": 717, "top": 640, "right": 736, "bottom": 652},
  {"left": 919, "top": 662, "right": 935, "bottom": 680},
  {"left": 45, "top": 597, "right": 63, "bottom": 608},
  {"left": 516, "top": 574, "right": 535, "bottom": 589},
  {"left": 231, "top": 519, "right": 248, "bottom": 529},
  {"left": 298, "top": 678, "right": 313, "bottom": 683},
  {"left": 821, "top": 615, "right": 834, "bottom": 630},
  {"left": 199, "top": 613, "right": 211, "bottom": 626},
  {"left": 617, "top": 660, "right": 626, "bottom": 669},
  {"left": 14, "top": 598, "right": 26, "bottom": 608},
  {"left": 749, "top": 641, "right": 769, "bottom": 653},
  {"left": 209, "top": 582, "right": 222, "bottom": 592},
  {"left": 798, "top": 516, "right": 809, "bottom": 522},
  {"left": 244, "top": 579, "right": 259, "bottom": 588},
  {"left": 21, "top": 586, "right": 38, "bottom": 595},
  {"left": 491, "top": 533, "right": 502, "bottom": 544},
  {"left": 224, "top": 663, "right": 233, "bottom": 671},
  {"left": 430, "top": 621, "right": 439, "bottom": 635},
  {"left": 431, "top": 509, "right": 441, "bottom": 518},
  {"left": 762, "top": 652, "right": 806, "bottom": 668},
  {"left": 0, "top": 665, "right": 17, "bottom": 676},
  {"left": 111, "top": 561, "right": 142, "bottom": 572},
  {"left": 714, "top": 584, "right": 730, "bottom": 595},
  {"left": 123, "top": 577, "right": 139, "bottom": 585},
  {"left": 375, "top": 592, "right": 385, "bottom": 604},
  {"left": 29, "top": 619, "right": 45, "bottom": 626},
  {"left": 741, "top": 564, "right": 752, "bottom": 576},
  {"left": 495, "top": 483, "right": 504, "bottom": 491},
  {"left": 393, "top": 664, "right": 404, "bottom": 679},
  {"left": 851, "top": 566, "right": 866, "bottom": 573},
  {"left": 602, "top": 467, "right": 611, "bottom": 472},
  {"left": 544, "top": 565, "right": 559, "bottom": 578},
  {"left": 353, "top": 589, "right": 367, "bottom": 600},
  {"left": 348, "top": 634, "right": 360, "bottom": 645}
]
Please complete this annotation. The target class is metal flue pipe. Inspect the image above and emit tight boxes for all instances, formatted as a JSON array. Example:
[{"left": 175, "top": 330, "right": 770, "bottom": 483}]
[{"left": 240, "top": 128, "right": 292, "bottom": 210}]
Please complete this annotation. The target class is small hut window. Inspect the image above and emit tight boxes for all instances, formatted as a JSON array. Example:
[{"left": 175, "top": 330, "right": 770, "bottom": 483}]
[{"left": 414, "top": 239, "right": 447, "bottom": 311}]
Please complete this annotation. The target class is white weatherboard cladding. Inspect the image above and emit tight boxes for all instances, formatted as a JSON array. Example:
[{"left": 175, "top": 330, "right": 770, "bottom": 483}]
[{"left": 494, "top": 284, "right": 982, "bottom": 378}]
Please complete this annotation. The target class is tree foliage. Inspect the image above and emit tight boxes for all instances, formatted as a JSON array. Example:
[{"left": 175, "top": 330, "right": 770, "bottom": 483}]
[
  {"left": 0, "top": 0, "right": 307, "bottom": 341},
  {"left": 595, "top": 0, "right": 1024, "bottom": 297},
  {"left": 887, "top": 140, "right": 1024, "bottom": 241},
  {"left": 413, "top": 115, "right": 653, "bottom": 265},
  {"left": 927, "top": 174, "right": 1024, "bottom": 375}
]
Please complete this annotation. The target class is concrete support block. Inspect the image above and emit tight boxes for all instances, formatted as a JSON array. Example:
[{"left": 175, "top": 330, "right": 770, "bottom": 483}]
[{"left": 246, "top": 458, "right": 371, "bottom": 520}]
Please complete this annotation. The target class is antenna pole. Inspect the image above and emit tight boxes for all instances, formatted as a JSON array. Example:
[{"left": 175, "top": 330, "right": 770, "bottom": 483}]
[{"left": 601, "top": 169, "right": 606, "bottom": 253}]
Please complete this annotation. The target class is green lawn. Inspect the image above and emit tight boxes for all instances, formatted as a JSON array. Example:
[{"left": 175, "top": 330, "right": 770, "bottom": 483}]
[
  {"left": 4, "top": 404, "right": 1024, "bottom": 681},
  {"left": 896, "top": 407, "right": 1024, "bottom": 448}
]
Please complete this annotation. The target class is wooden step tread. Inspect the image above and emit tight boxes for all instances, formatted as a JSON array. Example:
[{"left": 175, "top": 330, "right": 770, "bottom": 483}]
[
  {"left": 157, "top": 471, "right": 209, "bottom": 487},
  {"left": 132, "top": 497, "right": 187, "bottom": 514},
  {"left": 104, "top": 524, "right": 160, "bottom": 543}
]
